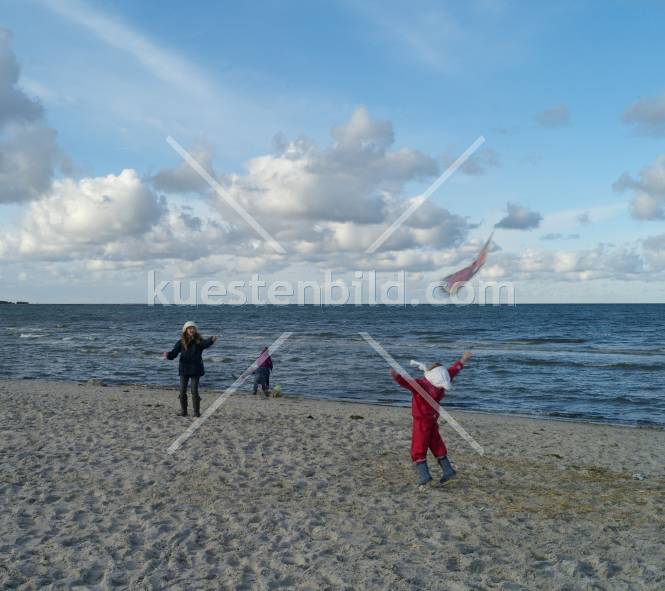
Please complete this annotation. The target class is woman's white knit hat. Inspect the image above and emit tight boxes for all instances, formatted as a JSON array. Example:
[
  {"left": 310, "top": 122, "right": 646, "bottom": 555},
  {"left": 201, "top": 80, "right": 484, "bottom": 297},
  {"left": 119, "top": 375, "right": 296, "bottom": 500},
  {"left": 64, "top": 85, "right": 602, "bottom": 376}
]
[{"left": 182, "top": 321, "right": 198, "bottom": 332}]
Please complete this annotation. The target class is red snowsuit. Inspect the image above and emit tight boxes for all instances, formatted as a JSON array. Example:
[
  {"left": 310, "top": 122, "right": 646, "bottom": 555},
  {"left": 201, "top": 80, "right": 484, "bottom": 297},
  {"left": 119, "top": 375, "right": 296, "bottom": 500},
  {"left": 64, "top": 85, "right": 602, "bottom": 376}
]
[{"left": 392, "top": 361, "right": 464, "bottom": 463}]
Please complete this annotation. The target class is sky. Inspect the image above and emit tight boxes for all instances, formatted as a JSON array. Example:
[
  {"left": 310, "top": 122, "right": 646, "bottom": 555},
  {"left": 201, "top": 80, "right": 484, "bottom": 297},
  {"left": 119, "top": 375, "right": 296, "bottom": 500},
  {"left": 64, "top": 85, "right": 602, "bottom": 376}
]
[{"left": 1, "top": 0, "right": 665, "bottom": 303}]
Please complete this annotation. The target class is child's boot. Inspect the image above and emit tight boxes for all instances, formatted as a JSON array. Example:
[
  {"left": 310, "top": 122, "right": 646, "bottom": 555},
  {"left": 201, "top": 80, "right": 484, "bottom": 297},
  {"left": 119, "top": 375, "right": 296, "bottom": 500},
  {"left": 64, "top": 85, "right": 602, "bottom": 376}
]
[
  {"left": 414, "top": 461, "right": 432, "bottom": 486},
  {"left": 178, "top": 394, "right": 188, "bottom": 417},
  {"left": 438, "top": 456, "right": 457, "bottom": 483},
  {"left": 192, "top": 395, "right": 201, "bottom": 418}
]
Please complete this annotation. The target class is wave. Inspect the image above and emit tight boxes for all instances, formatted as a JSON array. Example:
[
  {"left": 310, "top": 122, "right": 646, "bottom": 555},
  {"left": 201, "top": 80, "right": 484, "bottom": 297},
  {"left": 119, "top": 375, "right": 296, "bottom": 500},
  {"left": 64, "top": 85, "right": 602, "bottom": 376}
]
[
  {"left": 80, "top": 347, "right": 104, "bottom": 354},
  {"left": 541, "top": 410, "right": 662, "bottom": 427},
  {"left": 586, "top": 346, "right": 665, "bottom": 357},
  {"left": 19, "top": 333, "right": 42, "bottom": 339},
  {"left": 518, "top": 358, "right": 663, "bottom": 371},
  {"left": 309, "top": 331, "right": 343, "bottom": 338},
  {"left": 443, "top": 340, "right": 665, "bottom": 358},
  {"left": 606, "top": 394, "right": 660, "bottom": 406},
  {"left": 505, "top": 337, "right": 588, "bottom": 345}
]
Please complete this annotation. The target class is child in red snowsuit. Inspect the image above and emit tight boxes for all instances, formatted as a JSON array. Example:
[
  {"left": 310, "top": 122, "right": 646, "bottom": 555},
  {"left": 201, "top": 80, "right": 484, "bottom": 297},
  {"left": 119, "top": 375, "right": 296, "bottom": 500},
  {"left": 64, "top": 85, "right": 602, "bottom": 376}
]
[{"left": 391, "top": 351, "right": 471, "bottom": 485}]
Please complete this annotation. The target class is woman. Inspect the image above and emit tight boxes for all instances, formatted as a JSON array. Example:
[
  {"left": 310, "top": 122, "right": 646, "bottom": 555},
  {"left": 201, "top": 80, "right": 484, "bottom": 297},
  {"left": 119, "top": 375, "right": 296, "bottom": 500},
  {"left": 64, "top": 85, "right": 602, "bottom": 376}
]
[{"left": 164, "top": 321, "right": 218, "bottom": 417}]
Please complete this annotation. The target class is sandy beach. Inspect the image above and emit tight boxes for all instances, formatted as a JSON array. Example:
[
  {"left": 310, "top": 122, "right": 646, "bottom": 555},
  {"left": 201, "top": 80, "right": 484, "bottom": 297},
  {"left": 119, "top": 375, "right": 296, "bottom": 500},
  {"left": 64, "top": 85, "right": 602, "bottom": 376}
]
[{"left": 1, "top": 379, "right": 664, "bottom": 590}]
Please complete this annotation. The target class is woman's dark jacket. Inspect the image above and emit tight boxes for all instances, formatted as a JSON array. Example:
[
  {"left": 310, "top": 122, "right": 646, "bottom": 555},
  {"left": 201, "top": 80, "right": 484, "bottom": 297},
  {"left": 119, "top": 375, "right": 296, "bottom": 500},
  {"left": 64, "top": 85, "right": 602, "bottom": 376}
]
[{"left": 167, "top": 337, "right": 215, "bottom": 377}]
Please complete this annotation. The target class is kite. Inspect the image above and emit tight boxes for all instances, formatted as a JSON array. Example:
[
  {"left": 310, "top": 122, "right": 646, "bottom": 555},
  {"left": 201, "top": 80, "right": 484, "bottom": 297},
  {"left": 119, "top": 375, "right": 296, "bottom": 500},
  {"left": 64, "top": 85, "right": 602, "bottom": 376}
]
[{"left": 439, "top": 232, "right": 494, "bottom": 295}]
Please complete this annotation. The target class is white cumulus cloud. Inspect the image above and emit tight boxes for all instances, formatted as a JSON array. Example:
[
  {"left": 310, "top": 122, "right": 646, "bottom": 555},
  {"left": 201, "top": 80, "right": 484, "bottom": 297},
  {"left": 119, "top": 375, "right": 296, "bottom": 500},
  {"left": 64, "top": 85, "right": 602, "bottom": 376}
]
[
  {"left": 2, "top": 170, "right": 166, "bottom": 259},
  {"left": 211, "top": 106, "right": 470, "bottom": 256},
  {"left": 0, "top": 29, "right": 61, "bottom": 203},
  {"left": 614, "top": 154, "right": 665, "bottom": 220}
]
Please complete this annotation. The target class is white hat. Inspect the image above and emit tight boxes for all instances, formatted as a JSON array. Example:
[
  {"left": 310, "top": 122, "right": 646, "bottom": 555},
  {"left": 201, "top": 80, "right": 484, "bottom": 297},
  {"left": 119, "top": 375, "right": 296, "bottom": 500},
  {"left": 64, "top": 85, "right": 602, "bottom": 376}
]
[
  {"left": 182, "top": 321, "right": 198, "bottom": 332},
  {"left": 424, "top": 366, "right": 452, "bottom": 390}
]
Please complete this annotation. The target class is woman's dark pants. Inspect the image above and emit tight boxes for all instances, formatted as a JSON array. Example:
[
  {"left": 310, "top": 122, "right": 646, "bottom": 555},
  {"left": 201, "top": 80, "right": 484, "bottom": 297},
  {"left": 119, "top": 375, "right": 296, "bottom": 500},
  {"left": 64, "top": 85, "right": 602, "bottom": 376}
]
[{"left": 179, "top": 376, "right": 200, "bottom": 415}]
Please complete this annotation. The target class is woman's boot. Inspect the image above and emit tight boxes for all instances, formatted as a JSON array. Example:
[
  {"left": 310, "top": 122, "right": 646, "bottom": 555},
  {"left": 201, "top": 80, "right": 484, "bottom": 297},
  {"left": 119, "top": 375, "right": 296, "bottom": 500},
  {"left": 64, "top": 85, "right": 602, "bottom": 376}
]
[
  {"left": 178, "top": 394, "right": 188, "bottom": 417},
  {"left": 191, "top": 377, "right": 201, "bottom": 417}
]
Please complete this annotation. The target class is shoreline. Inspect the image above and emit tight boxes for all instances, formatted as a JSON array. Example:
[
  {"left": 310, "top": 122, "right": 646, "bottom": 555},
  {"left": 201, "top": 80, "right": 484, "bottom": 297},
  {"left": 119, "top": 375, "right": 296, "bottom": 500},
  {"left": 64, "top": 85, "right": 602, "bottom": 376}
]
[
  {"left": 7, "top": 375, "right": 665, "bottom": 431},
  {"left": 5, "top": 302, "right": 665, "bottom": 305}
]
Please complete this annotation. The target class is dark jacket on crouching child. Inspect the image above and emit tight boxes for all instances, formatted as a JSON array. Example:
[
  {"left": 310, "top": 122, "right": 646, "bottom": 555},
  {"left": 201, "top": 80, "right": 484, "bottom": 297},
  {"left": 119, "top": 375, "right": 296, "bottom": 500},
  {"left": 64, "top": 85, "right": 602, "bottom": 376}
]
[{"left": 253, "top": 347, "right": 273, "bottom": 394}]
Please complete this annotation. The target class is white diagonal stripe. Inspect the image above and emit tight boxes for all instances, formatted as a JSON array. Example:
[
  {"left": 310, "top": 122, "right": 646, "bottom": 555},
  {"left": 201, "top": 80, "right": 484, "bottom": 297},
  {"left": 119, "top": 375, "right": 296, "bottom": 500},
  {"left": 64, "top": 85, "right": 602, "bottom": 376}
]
[
  {"left": 359, "top": 331, "right": 484, "bottom": 455},
  {"left": 167, "top": 331, "right": 292, "bottom": 454},
  {"left": 365, "top": 136, "right": 486, "bottom": 254},
  {"left": 166, "top": 136, "right": 287, "bottom": 254}
]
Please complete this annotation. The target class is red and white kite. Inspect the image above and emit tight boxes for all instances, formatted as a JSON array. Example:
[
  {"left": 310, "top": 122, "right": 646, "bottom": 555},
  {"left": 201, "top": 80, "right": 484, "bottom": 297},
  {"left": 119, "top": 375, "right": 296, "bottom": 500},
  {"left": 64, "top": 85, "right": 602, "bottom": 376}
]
[{"left": 440, "top": 232, "right": 494, "bottom": 295}]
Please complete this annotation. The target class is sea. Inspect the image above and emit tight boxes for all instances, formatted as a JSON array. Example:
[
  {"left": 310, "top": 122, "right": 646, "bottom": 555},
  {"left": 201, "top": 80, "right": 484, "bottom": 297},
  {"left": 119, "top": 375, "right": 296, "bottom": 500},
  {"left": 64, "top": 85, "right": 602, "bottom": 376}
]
[{"left": 1, "top": 304, "right": 664, "bottom": 427}]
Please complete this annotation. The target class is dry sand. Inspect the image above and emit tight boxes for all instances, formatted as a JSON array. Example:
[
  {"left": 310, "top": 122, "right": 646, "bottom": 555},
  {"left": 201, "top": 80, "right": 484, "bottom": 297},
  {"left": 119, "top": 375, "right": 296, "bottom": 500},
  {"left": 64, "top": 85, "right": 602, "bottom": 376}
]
[{"left": 1, "top": 379, "right": 664, "bottom": 590}]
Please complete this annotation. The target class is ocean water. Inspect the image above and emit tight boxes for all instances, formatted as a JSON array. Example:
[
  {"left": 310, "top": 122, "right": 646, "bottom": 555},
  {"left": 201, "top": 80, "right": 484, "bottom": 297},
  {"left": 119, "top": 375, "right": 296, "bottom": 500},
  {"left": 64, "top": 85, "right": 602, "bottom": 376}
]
[{"left": 1, "top": 304, "right": 664, "bottom": 427}]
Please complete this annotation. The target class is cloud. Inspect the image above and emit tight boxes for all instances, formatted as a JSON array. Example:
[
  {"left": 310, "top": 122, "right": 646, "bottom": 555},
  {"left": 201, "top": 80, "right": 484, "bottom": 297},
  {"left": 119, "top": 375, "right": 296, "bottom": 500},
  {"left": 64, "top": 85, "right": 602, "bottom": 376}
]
[
  {"left": 0, "top": 167, "right": 267, "bottom": 275},
  {"left": 540, "top": 233, "right": 580, "bottom": 241},
  {"left": 345, "top": 0, "right": 530, "bottom": 75},
  {"left": 443, "top": 146, "right": 500, "bottom": 176},
  {"left": 484, "top": 242, "right": 651, "bottom": 282},
  {"left": 0, "top": 124, "right": 59, "bottom": 204},
  {"left": 39, "top": 0, "right": 214, "bottom": 99},
  {"left": 32, "top": 0, "right": 333, "bottom": 172},
  {"left": 491, "top": 126, "right": 520, "bottom": 136},
  {"left": 0, "top": 29, "right": 60, "bottom": 203},
  {"left": 577, "top": 211, "right": 591, "bottom": 224},
  {"left": 543, "top": 202, "right": 624, "bottom": 231},
  {"left": 212, "top": 106, "right": 468, "bottom": 254},
  {"left": 613, "top": 155, "right": 665, "bottom": 220},
  {"left": 1, "top": 170, "right": 166, "bottom": 259},
  {"left": 495, "top": 202, "right": 542, "bottom": 230},
  {"left": 622, "top": 92, "right": 665, "bottom": 136},
  {"left": 349, "top": 1, "right": 464, "bottom": 72},
  {"left": 0, "top": 105, "right": 475, "bottom": 275},
  {"left": 0, "top": 29, "right": 44, "bottom": 129},
  {"left": 536, "top": 104, "right": 571, "bottom": 128},
  {"left": 152, "top": 139, "right": 216, "bottom": 194},
  {"left": 631, "top": 193, "right": 664, "bottom": 220},
  {"left": 0, "top": 33, "right": 476, "bottom": 280},
  {"left": 643, "top": 233, "right": 665, "bottom": 271},
  {"left": 644, "top": 233, "right": 665, "bottom": 251}
]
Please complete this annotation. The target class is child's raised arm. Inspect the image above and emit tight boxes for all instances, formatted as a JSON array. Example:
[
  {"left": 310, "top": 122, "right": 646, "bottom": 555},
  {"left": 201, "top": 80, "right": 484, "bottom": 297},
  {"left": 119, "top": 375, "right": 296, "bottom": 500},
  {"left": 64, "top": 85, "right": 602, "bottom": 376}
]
[
  {"left": 448, "top": 351, "right": 472, "bottom": 380},
  {"left": 390, "top": 368, "right": 414, "bottom": 390}
]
